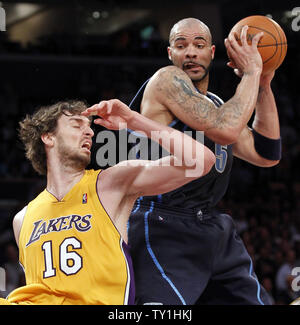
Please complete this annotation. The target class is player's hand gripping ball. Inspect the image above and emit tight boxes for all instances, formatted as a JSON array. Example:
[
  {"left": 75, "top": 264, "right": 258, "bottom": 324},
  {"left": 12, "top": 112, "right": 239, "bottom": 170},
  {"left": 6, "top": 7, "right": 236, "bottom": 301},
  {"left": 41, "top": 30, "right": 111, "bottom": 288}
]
[{"left": 230, "top": 15, "right": 287, "bottom": 75}]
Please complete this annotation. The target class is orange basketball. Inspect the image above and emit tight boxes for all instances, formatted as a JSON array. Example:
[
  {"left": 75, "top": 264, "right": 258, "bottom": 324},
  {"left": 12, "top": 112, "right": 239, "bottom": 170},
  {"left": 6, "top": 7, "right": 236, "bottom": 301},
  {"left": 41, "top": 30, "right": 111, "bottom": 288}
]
[{"left": 230, "top": 15, "right": 287, "bottom": 75}]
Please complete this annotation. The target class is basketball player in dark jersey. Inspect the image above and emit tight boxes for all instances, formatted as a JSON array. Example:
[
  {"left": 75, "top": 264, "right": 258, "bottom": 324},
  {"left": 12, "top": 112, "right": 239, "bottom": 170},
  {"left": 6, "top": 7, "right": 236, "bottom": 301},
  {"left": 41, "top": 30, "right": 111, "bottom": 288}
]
[{"left": 127, "top": 18, "right": 281, "bottom": 305}]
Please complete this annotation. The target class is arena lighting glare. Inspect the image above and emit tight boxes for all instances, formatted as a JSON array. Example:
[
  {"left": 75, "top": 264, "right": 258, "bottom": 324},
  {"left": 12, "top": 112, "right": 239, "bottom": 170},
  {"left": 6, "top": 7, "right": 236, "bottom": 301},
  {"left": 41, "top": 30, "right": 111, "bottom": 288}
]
[
  {"left": 92, "top": 11, "right": 100, "bottom": 19},
  {"left": 92, "top": 10, "right": 109, "bottom": 19}
]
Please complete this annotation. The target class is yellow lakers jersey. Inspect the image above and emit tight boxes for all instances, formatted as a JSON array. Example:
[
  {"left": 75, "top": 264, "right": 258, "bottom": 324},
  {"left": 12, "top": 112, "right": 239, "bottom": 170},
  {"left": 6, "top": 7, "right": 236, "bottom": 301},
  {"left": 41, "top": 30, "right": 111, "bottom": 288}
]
[{"left": 7, "top": 169, "right": 135, "bottom": 305}]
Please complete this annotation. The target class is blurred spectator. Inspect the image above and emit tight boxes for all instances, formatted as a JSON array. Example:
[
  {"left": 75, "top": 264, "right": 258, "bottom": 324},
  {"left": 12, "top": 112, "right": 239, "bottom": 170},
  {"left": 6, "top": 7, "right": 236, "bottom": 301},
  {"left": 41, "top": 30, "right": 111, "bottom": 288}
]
[
  {"left": 0, "top": 243, "right": 25, "bottom": 298},
  {"left": 261, "top": 277, "right": 275, "bottom": 305}
]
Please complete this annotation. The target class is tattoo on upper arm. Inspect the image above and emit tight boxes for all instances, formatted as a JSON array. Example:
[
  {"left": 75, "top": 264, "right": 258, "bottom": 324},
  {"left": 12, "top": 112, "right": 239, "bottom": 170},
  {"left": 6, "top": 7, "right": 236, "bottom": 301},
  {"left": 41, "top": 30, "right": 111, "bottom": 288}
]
[
  {"left": 171, "top": 74, "right": 215, "bottom": 122},
  {"left": 155, "top": 67, "right": 243, "bottom": 130},
  {"left": 173, "top": 75, "right": 201, "bottom": 98}
]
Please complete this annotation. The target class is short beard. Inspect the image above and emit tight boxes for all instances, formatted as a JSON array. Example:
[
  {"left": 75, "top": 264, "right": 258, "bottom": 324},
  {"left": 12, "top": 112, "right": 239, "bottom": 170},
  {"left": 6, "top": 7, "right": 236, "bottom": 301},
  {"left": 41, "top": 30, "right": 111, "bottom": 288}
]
[
  {"left": 57, "top": 136, "right": 90, "bottom": 171},
  {"left": 190, "top": 60, "right": 213, "bottom": 83}
]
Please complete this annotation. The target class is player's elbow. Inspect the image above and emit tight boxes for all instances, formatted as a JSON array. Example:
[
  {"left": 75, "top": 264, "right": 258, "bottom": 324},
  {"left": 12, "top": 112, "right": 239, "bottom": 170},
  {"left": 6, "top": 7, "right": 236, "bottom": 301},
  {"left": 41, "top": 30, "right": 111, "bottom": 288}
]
[
  {"left": 251, "top": 155, "right": 281, "bottom": 168},
  {"left": 270, "top": 159, "right": 280, "bottom": 167},
  {"left": 260, "top": 158, "right": 280, "bottom": 168}
]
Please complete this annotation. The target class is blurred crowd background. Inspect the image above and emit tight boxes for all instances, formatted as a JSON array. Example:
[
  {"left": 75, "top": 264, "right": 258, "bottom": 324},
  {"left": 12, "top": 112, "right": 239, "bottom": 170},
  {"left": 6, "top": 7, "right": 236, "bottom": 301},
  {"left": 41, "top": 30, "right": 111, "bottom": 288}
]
[{"left": 1, "top": 0, "right": 300, "bottom": 304}]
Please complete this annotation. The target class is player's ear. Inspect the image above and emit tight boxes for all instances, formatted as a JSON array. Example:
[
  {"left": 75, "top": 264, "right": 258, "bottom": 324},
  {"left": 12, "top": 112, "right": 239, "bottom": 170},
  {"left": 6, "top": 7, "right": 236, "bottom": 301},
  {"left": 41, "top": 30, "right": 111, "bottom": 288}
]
[
  {"left": 167, "top": 46, "right": 172, "bottom": 61},
  {"left": 41, "top": 132, "right": 54, "bottom": 147},
  {"left": 211, "top": 45, "right": 216, "bottom": 60}
]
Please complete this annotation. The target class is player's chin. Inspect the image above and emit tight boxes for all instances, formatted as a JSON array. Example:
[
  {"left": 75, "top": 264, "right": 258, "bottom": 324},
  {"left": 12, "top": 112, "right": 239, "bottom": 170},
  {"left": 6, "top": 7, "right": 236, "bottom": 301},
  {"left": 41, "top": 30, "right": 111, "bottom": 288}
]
[
  {"left": 190, "top": 73, "right": 207, "bottom": 83},
  {"left": 83, "top": 154, "right": 91, "bottom": 165},
  {"left": 184, "top": 69, "right": 205, "bottom": 81},
  {"left": 80, "top": 148, "right": 91, "bottom": 158},
  {"left": 77, "top": 153, "right": 91, "bottom": 167}
]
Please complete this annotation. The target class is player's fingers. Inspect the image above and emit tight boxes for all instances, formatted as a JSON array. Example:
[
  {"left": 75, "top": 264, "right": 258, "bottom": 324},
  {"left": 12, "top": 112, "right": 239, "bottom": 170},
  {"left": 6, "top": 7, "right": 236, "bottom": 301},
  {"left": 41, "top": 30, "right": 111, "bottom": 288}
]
[
  {"left": 224, "top": 38, "right": 234, "bottom": 53},
  {"left": 93, "top": 118, "right": 111, "bottom": 128},
  {"left": 225, "top": 38, "right": 239, "bottom": 61},
  {"left": 83, "top": 101, "right": 111, "bottom": 118},
  {"left": 81, "top": 104, "right": 99, "bottom": 116},
  {"left": 97, "top": 100, "right": 115, "bottom": 116},
  {"left": 106, "top": 100, "right": 113, "bottom": 115},
  {"left": 97, "top": 101, "right": 108, "bottom": 111},
  {"left": 93, "top": 118, "right": 103, "bottom": 124},
  {"left": 227, "top": 60, "right": 236, "bottom": 69},
  {"left": 94, "top": 117, "right": 120, "bottom": 130},
  {"left": 234, "top": 68, "right": 243, "bottom": 78},
  {"left": 251, "top": 31, "right": 264, "bottom": 48},
  {"left": 240, "top": 25, "right": 249, "bottom": 46},
  {"left": 227, "top": 33, "right": 240, "bottom": 52},
  {"left": 92, "top": 101, "right": 110, "bottom": 116}
]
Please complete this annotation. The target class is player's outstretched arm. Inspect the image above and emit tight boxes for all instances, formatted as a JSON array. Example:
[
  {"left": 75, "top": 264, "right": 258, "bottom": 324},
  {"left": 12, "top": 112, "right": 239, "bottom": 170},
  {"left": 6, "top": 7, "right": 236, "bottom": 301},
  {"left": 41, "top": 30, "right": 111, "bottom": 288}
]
[
  {"left": 82, "top": 99, "right": 216, "bottom": 196},
  {"left": 83, "top": 99, "right": 215, "bottom": 240}
]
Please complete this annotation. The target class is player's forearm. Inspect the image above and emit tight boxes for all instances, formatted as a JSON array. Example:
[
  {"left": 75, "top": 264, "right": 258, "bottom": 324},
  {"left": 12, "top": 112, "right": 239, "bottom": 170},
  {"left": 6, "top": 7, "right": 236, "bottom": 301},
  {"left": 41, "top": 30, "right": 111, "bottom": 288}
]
[
  {"left": 218, "top": 70, "right": 261, "bottom": 143},
  {"left": 129, "top": 111, "right": 215, "bottom": 169},
  {"left": 252, "top": 84, "right": 280, "bottom": 138}
]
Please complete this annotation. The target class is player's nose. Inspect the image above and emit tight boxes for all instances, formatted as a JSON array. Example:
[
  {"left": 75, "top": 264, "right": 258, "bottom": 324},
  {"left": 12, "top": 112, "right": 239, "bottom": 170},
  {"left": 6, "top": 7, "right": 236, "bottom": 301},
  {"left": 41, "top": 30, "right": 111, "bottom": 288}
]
[
  {"left": 85, "top": 125, "right": 94, "bottom": 137},
  {"left": 185, "top": 44, "right": 197, "bottom": 58}
]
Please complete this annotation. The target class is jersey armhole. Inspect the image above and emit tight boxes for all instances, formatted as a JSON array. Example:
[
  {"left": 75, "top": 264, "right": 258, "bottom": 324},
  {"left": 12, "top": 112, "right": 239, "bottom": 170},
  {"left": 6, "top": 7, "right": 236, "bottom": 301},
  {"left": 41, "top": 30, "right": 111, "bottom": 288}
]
[{"left": 14, "top": 205, "right": 28, "bottom": 247}]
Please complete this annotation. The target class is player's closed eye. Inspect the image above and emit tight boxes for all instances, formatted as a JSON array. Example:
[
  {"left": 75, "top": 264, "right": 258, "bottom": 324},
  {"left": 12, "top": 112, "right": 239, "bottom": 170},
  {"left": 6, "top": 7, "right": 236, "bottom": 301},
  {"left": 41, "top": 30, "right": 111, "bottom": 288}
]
[
  {"left": 196, "top": 44, "right": 205, "bottom": 49},
  {"left": 176, "top": 44, "right": 184, "bottom": 49}
]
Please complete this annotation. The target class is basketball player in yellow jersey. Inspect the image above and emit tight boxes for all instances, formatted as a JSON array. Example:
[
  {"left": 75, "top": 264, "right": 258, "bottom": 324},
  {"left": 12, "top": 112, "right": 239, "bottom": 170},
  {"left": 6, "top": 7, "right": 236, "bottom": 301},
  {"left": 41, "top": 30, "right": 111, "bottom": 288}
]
[{"left": 0, "top": 99, "right": 215, "bottom": 305}]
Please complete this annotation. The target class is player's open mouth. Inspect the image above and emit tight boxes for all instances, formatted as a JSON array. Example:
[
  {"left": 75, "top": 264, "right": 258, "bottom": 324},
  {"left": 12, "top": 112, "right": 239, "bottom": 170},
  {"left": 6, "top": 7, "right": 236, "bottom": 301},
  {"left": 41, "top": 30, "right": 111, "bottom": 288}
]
[
  {"left": 81, "top": 141, "right": 92, "bottom": 152},
  {"left": 183, "top": 62, "right": 203, "bottom": 71}
]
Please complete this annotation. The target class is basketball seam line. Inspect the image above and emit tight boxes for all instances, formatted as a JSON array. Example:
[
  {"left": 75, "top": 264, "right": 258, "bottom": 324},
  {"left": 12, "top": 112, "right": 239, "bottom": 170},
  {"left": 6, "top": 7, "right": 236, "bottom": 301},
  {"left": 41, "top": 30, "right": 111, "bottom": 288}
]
[
  {"left": 270, "top": 20, "right": 285, "bottom": 69},
  {"left": 257, "top": 43, "right": 287, "bottom": 47}
]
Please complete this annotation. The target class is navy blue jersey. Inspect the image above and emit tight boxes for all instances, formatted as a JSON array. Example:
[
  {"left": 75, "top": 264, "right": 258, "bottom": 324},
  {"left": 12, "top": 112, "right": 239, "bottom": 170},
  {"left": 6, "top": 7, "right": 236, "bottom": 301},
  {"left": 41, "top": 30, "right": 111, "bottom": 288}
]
[{"left": 129, "top": 79, "right": 233, "bottom": 210}]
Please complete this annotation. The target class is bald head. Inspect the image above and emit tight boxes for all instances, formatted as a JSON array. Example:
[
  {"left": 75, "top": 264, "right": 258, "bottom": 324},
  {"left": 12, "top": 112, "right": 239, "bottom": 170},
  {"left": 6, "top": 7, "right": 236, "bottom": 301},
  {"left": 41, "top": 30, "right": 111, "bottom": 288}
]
[{"left": 169, "top": 18, "right": 212, "bottom": 45}]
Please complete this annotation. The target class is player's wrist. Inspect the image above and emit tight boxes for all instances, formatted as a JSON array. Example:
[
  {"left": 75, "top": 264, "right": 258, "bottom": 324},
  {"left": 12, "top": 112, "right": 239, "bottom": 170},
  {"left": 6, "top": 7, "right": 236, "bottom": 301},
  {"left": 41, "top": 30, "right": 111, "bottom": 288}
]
[
  {"left": 243, "top": 66, "right": 262, "bottom": 76},
  {"left": 259, "top": 72, "right": 274, "bottom": 88},
  {"left": 258, "top": 84, "right": 272, "bottom": 97},
  {"left": 128, "top": 111, "right": 164, "bottom": 136},
  {"left": 126, "top": 110, "right": 140, "bottom": 130}
]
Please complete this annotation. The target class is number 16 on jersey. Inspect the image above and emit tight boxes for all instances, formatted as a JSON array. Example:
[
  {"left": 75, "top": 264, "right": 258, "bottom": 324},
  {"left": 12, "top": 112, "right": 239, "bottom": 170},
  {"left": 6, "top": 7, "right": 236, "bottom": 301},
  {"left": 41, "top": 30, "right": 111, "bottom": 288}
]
[{"left": 42, "top": 237, "right": 83, "bottom": 278}]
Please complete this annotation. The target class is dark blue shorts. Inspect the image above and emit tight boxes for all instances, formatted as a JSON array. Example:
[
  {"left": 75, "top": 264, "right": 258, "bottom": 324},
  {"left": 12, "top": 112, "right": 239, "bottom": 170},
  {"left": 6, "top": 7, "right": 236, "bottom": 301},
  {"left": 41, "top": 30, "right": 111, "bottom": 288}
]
[{"left": 128, "top": 200, "right": 271, "bottom": 305}]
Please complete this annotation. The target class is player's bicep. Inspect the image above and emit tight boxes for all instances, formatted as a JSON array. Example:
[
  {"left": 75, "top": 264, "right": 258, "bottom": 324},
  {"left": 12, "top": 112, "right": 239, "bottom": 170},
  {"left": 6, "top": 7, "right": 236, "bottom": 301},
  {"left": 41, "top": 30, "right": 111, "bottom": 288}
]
[{"left": 129, "top": 156, "right": 195, "bottom": 197}]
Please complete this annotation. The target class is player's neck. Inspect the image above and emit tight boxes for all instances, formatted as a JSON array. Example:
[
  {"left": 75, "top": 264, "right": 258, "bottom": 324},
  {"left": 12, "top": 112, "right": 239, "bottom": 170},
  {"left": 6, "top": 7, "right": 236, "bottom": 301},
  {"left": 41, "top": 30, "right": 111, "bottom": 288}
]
[
  {"left": 193, "top": 74, "right": 209, "bottom": 95},
  {"left": 46, "top": 163, "right": 85, "bottom": 201}
]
